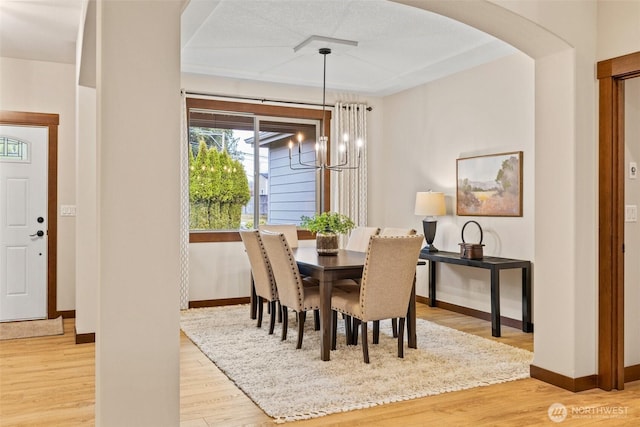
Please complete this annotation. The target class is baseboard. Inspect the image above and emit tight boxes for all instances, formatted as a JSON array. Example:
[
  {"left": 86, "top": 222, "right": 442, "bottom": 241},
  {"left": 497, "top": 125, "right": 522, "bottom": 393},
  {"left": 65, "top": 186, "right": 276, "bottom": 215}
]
[
  {"left": 75, "top": 327, "right": 95, "bottom": 345},
  {"left": 417, "top": 296, "right": 529, "bottom": 331},
  {"left": 416, "top": 295, "right": 429, "bottom": 305},
  {"left": 530, "top": 364, "right": 597, "bottom": 392},
  {"left": 188, "top": 297, "right": 250, "bottom": 308},
  {"left": 57, "top": 310, "right": 75, "bottom": 319},
  {"left": 625, "top": 364, "right": 640, "bottom": 382}
]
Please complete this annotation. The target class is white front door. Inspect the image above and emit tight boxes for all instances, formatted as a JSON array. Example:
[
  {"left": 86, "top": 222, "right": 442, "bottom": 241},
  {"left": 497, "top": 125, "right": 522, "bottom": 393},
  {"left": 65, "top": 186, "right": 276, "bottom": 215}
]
[{"left": 0, "top": 125, "right": 48, "bottom": 321}]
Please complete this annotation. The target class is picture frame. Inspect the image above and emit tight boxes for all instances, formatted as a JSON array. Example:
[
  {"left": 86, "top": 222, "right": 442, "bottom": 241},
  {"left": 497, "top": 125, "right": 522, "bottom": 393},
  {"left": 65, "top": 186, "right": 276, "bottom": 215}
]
[{"left": 456, "top": 151, "right": 523, "bottom": 217}]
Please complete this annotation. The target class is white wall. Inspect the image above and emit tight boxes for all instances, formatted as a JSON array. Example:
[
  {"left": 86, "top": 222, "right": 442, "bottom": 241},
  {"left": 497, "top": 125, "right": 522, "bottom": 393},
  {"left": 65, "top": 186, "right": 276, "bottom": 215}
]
[
  {"left": 0, "top": 57, "right": 77, "bottom": 312},
  {"left": 597, "top": 0, "right": 640, "bottom": 60},
  {"left": 380, "top": 53, "right": 534, "bottom": 320}
]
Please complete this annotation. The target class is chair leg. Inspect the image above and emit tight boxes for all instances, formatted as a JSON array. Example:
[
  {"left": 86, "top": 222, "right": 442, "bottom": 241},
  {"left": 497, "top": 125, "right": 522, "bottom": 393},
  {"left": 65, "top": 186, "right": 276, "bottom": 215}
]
[
  {"left": 373, "top": 320, "right": 380, "bottom": 344},
  {"left": 392, "top": 318, "right": 398, "bottom": 337},
  {"left": 314, "top": 309, "right": 320, "bottom": 331},
  {"left": 345, "top": 315, "right": 353, "bottom": 345},
  {"left": 296, "top": 311, "right": 305, "bottom": 349},
  {"left": 352, "top": 318, "right": 360, "bottom": 345},
  {"left": 361, "top": 321, "right": 369, "bottom": 364},
  {"left": 256, "top": 297, "right": 264, "bottom": 328},
  {"left": 332, "top": 310, "right": 338, "bottom": 350},
  {"left": 277, "top": 301, "right": 282, "bottom": 323},
  {"left": 398, "top": 317, "right": 405, "bottom": 358},
  {"left": 268, "top": 301, "right": 276, "bottom": 335},
  {"left": 281, "top": 306, "right": 288, "bottom": 341}
]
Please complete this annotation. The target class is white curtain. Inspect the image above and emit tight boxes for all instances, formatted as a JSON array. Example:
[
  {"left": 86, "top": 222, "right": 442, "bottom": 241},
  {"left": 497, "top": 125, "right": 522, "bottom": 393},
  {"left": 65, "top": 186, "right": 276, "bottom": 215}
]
[
  {"left": 179, "top": 91, "right": 190, "bottom": 310},
  {"left": 334, "top": 102, "right": 368, "bottom": 242}
]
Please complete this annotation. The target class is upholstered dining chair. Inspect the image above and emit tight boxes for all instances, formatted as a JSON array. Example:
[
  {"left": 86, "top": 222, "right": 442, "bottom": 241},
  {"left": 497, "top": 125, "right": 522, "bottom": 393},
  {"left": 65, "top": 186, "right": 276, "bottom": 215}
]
[
  {"left": 258, "top": 224, "right": 299, "bottom": 248},
  {"left": 239, "top": 230, "right": 279, "bottom": 335},
  {"left": 379, "top": 227, "right": 417, "bottom": 236},
  {"left": 258, "top": 223, "right": 314, "bottom": 324},
  {"left": 334, "top": 226, "right": 381, "bottom": 336},
  {"left": 345, "top": 226, "right": 380, "bottom": 252},
  {"left": 260, "top": 231, "right": 331, "bottom": 349},
  {"left": 331, "top": 234, "right": 423, "bottom": 363},
  {"left": 350, "top": 227, "right": 416, "bottom": 342}
]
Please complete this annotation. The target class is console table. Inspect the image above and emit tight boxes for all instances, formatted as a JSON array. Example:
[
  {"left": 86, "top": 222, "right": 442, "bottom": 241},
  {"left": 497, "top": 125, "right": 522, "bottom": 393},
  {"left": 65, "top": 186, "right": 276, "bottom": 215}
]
[{"left": 419, "top": 251, "right": 533, "bottom": 337}]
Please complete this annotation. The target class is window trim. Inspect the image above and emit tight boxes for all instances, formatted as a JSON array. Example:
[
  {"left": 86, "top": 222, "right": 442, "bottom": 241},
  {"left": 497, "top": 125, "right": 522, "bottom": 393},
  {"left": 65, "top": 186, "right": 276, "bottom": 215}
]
[{"left": 186, "top": 98, "right": 332, "bottom": 243}]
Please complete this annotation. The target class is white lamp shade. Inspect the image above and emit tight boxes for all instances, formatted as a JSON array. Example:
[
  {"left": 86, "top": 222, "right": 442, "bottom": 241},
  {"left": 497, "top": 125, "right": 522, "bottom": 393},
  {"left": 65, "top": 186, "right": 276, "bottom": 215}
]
[{"left": 414, "top": 192, "right": 446, "bottom": 216}]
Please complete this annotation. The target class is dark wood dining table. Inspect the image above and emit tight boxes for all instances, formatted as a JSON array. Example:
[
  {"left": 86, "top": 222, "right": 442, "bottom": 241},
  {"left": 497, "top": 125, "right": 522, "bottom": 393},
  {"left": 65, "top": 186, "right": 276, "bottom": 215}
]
[{"left": 293, "top": 247, "right": 418, "bottom": 361}]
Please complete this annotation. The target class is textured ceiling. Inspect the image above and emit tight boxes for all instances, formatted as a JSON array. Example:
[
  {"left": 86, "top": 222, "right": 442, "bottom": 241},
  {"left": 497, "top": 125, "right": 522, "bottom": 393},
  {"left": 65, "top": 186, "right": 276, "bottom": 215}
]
[
  {"left": 181, "top": 0, "right": 517, "bottom": 96},
  {"left": 0, "top": 0, "right": 83, "bottom": 64},
  {"left": 0, "top": 0, "right": 517, "bottom": 97}
]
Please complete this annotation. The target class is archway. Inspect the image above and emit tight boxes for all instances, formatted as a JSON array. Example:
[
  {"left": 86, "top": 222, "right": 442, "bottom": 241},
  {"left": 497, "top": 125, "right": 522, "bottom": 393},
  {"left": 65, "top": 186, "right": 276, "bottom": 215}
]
[{"left": 393, "top": 0, "right": 591, "bottom": 390}]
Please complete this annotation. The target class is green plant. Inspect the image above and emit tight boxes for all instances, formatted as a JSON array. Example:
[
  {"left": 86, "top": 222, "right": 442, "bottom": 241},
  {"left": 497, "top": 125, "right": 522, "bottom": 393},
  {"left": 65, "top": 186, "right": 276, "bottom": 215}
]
[{"left": 300, "top": 212, "right": 355, "bottom": 235}]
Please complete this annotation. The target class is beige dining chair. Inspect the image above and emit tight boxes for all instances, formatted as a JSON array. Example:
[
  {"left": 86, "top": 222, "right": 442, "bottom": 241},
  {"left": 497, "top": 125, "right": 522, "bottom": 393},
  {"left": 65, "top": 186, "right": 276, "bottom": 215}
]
[
  {"left": 260, "top": 231, "right": 331, "bottom": 349},
  {"left": 349, "top": 227, "right": 416, "bottom": 342},
  {"left": 379, "top": 227, "right": 417, "bottom": 236},
  {"left": 331, "top": 234, "right": 423, "bottom": 363},
  {"left": 334, "top": 226, "right": 381, "bottom": 322},
  {"left": 345, "top": 226, "right": 380, "bottom": 252},
  {"left": 239, "top": 230, "right": 279, "bottom": 335},
  {"left": 258, "top": 224, "right": 299, "bottom": 248}
]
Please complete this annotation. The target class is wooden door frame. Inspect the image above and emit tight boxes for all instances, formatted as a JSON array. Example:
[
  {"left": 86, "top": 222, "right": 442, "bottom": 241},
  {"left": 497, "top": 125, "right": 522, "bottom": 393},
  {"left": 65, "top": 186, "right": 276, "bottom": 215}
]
[
  {"left": 0, "top": 110, "right": 59, "bottom": 319},
  {"left": 597, "top": 51, "right": 640, "bottom": 391}
]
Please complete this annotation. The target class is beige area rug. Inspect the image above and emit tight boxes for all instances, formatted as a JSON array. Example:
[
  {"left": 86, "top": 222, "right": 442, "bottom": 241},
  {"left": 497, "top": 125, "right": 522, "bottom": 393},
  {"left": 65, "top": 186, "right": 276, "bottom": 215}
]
[
  {"left": 180, "top": 305, "right": 533, "bottom": 423},
  {"left": 0, "top": 316, "right": 64, "bottom": 340}
]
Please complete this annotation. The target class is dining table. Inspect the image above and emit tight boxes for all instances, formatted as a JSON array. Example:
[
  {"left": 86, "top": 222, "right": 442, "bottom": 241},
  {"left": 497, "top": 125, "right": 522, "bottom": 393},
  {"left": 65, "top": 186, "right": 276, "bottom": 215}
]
[{"left": 293, "top": 247, "right": 418, "bottom": 361}]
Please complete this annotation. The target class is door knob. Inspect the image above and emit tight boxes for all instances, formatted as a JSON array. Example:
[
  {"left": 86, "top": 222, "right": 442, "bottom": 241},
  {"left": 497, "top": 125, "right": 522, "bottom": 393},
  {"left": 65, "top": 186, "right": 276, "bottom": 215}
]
[
  {"left": 37, "top": 217, "right": 44, "bottom": 223},
  {"left": 30, "top": 230, "right": 45, "bottom": 237}
]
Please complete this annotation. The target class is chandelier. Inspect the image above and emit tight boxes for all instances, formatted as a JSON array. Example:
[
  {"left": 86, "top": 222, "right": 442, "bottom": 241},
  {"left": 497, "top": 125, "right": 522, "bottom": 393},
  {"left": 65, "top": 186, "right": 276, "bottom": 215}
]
[{"left": 288, "top": 47, "right": 362, "bottom": 172}]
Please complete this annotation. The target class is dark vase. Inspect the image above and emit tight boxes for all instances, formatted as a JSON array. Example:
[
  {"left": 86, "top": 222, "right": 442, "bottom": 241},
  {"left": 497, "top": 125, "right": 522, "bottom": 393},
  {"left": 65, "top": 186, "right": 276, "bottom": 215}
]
[{"left": 316, "top": 232, "right": 339, "bottom": 256}]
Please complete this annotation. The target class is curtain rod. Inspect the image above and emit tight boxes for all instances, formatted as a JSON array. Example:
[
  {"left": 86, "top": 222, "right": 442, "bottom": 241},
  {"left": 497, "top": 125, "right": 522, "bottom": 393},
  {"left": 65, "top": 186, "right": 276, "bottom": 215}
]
[{"left": 183, "top": 90, "right": 373, "bottom": 111}]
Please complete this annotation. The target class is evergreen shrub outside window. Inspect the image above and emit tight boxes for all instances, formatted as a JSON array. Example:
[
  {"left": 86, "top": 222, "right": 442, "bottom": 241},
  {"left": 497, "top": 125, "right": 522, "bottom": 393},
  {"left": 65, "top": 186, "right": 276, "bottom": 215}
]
[{"left": 189, "top": 139, "right": 250, "bottom": 229}]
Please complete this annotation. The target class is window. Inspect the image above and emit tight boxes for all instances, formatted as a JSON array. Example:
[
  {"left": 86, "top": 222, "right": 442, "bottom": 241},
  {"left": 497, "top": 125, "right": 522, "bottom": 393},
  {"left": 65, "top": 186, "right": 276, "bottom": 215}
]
[
  {"left": 0, "top": 137, "right": 29, "bottom": 162},
  {"left": 187, "top": 98, "right": 331, "bottom": 242}
]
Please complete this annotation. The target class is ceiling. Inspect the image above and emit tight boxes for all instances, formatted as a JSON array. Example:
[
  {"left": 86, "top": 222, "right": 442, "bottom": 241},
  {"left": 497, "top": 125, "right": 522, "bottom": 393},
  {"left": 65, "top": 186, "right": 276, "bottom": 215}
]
[
  {"left": 0, "top": 0, "right": 517, "bottom": 97},
  {"left": 0, "top": 0, "right": 84, "bottom": 65}
]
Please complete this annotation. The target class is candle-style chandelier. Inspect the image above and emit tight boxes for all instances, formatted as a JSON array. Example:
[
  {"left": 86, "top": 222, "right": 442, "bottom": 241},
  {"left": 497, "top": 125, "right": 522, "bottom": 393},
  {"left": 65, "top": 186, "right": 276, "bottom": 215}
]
[{"left": 288, "top": 47, "right": 362, "bottom": 172}]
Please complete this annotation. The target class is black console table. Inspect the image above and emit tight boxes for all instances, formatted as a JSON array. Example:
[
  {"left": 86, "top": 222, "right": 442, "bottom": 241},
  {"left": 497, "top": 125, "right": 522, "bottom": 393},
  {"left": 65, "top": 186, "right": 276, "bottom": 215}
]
[{"left": 419, "top": 251, "right": 533, "bottom": 337}]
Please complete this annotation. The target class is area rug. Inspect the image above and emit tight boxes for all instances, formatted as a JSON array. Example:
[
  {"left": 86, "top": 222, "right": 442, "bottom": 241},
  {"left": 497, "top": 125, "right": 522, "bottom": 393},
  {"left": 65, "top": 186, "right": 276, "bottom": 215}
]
[
  {"left": 0, "top": 316, "right": 63, "bottom": 340},
  {"left": 180, "top": 305, "right": 532, "bottom": 423}
]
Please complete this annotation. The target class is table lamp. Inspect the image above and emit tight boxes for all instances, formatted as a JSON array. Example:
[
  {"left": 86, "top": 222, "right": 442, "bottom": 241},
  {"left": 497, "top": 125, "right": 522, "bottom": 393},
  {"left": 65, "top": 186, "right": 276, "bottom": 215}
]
[{"left": 414, "top": 191, "right": 446, "bottom": 254}]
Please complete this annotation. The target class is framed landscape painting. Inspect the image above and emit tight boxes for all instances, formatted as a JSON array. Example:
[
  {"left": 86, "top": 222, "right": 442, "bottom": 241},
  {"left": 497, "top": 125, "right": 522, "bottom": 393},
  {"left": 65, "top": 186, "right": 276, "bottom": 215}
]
[{"left": 456, "top": 151, "right": 523, "bottom": 217}]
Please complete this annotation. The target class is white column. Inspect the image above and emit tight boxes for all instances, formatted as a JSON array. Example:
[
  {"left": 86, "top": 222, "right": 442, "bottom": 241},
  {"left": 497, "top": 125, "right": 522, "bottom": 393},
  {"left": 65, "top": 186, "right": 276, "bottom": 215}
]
[
  {"left": 75, "top": 85, "right": 98, "bottom": 336},
  {"left": 96, "top": 1, "right": 181, "bottom": 425}
]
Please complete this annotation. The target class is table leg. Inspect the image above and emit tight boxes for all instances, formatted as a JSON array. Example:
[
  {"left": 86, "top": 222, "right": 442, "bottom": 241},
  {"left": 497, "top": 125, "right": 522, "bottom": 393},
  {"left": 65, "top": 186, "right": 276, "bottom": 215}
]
[
  {"left": 522, "top": 265, "right": 533, "bottom": 332},
  {"left": 490, "top": 268, "right": 501, "bottom": 337},
  {"left": 428, "top": 260, "right": 437, "bottom": 307},
  {"left": 407, "top": 276, "right": 417, "bottom": 348},
  {"left": 250, "top": 276, "right": 257, "bottom": 320},
  {"left": 319, "top": 274, "right": 332, "bottom": 361}
]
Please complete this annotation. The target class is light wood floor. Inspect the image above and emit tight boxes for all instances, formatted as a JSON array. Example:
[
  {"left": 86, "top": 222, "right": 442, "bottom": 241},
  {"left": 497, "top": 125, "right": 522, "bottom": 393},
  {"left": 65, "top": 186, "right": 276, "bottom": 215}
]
[{"left": 2, "top": 304, "right": 639, "bottom": 426}]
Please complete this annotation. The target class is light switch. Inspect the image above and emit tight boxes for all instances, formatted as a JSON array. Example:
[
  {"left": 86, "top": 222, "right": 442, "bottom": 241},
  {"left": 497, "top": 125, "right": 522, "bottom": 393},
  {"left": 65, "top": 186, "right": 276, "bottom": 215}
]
[
  {"left": 60, "top": 205, "right": 76, "bottom": 217},
  {"left": 625, "top": 205, "right": 637, "bottom": 222},
  {"left": 631, "top": 162, "right": 638, "bottom": 179}
]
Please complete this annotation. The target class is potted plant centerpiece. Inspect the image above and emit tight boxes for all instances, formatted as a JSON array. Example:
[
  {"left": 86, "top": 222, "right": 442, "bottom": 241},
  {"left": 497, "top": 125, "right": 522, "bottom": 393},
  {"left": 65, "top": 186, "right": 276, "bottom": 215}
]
[{"left": 300, "top": 212, "right": 355, "bottom": 255}]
